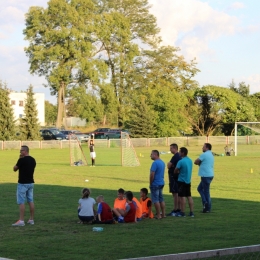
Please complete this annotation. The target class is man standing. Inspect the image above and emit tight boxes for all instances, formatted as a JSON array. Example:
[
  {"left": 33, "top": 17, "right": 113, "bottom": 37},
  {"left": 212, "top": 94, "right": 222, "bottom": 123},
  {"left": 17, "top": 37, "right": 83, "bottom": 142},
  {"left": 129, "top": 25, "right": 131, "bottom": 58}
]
[
  {"left": 174, "top": 147, "right": 194, "bottom": 217},
  {"left": 150, "top": 150, "right": 166, "bottom": 219},
  {"left": 89, "top": 140, "right": 96, "bottom": 167},
  {"left": 167, "top": 143, "right": 182, "bottom": 216},
  {"left": 194, "top": 143, "right": 214, "bottom": 213},
  {"left": 12, "top": 145, "right": 36, "bottom": 226}
]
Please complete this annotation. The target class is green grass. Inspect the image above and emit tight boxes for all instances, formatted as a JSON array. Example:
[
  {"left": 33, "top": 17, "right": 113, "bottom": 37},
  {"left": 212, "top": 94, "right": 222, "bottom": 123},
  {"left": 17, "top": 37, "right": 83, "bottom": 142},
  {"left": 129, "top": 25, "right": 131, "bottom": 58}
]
[{"left": 1, "top": 145, "right": 260, "bottom": 259}]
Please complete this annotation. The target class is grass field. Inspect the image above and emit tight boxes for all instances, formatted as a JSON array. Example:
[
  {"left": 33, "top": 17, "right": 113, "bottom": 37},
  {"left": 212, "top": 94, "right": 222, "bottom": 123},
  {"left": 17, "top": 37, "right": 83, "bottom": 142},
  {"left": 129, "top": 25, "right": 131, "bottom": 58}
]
[{"left": 0, "top": 144, "right": 260, "bottom": 260}]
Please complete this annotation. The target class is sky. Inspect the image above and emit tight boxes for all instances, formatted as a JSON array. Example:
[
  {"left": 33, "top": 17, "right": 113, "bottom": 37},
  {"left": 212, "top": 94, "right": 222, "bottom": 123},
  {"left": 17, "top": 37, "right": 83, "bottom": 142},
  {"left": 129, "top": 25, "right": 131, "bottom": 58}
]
[{"left": 0, "top": 0, "right": 259, "bottom": 104}]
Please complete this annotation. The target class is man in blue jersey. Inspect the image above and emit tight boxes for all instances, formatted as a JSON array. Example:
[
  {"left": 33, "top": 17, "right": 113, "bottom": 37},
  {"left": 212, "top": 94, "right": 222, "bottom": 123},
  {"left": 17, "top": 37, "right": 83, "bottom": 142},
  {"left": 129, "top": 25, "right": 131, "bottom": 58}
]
[
  {"left": 194, "top": 143, "right": 214, "bottom": 213},
  {"left": 150, "top": 150, "right": 166, "bottom": 219},
  {"left": 174, "top": 147, "right": 194, "bottom": 217}
]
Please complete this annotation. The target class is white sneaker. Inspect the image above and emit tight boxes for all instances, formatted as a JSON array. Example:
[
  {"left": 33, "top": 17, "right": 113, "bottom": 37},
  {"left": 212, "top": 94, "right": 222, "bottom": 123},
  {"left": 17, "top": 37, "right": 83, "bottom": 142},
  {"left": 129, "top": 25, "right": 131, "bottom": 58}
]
[
  {"left": 12, "top": 220, "right": 25, "bottom": 226},
  {"left": 27, "top": 219, "right": 34, "bottom": 225}
]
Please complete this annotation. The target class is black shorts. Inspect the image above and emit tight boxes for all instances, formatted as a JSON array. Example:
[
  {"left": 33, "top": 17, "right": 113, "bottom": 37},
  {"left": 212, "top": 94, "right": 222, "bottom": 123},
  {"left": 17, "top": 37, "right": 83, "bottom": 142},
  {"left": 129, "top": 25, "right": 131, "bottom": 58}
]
[
  {"left": 169, "top": 175, "right": 178, "bottom": 193},
  {"left": 178, "top": 181, "right": 191, "bottom": 197}
]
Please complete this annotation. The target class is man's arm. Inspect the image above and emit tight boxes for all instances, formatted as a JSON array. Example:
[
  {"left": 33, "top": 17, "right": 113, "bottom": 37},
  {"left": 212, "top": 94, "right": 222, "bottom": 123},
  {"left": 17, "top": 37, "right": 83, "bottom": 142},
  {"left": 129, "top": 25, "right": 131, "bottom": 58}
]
[
  {"left": 167, "top": 162, "right": 173, "bottom": 169},
  {"left": 13, "top": 165, "right": 18, "bottom": 172},
  {"left": 194, "top": 158, "right": 201, "bottom": 165},
  {"left": 150, "top": 171, "right": 155, "bottom": 186},
  {"left": 174, "top": 167, "right": 180, "bottom": 174}
]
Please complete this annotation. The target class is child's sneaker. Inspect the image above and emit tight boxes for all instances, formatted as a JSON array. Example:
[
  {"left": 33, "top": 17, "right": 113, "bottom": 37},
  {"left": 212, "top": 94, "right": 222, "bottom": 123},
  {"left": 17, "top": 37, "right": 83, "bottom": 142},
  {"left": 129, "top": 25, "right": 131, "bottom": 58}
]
[
  {"left": 175, "top": 212, "right": 186, "bottom": 217},
  {"left": 118, "top": 218, "right": 125, "bottom": 223},
  {"left": 189, "top": 212, "right": 194, "bottom": 217},
  {"left": 12, "top": 220, "right": 25, "bottom": 226},
  {"left": 27, "top": 219, "right": 34, "bottom": 225}
]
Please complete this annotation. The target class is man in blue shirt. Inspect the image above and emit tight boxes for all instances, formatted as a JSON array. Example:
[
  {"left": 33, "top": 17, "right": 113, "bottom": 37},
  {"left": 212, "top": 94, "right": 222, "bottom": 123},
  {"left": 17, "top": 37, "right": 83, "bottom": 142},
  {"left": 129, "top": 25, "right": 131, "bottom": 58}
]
[
  {"left": 194, "top": 143, "right": 214, "bottom": 213},
  {"left": 174, "top": 147, "right": 194, "bottom": 217},
  {"left": 150, "top": 150, "right": 165, "bottom": 219},
  {"left": 167, "top": 143, "right": 182, "bottom": 216}
]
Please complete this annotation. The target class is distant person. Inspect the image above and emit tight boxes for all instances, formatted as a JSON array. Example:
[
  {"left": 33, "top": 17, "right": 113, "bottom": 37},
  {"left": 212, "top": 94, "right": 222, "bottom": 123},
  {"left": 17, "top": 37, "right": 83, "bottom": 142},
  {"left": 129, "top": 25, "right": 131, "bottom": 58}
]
[
  {"left": 12, "top": 145, "right": 36, "bottom": 226},
  {"left": 78, "top": 188, "right": 96, "bottom": 224},
  {"left": 194, "top": 143, "right": 214, "bottom": 213},
  {"left": 174, "top": 147, "right": 194, "bottom": 217},
  {"left": 94, "top": 195, "right": 113, "bottom": 224},
  {"left": 150, "top": 150, "right": 166, "bottom": 219},
  {"left": 167, "top": 143, "right": 182, "bottom": 216},
  {"left": 140, "top": 188, "right": 154, "bottom": 219},
  {"left": 89, "top": 140, "right": 96, "bottom": 167},
  {"left": 112, "top": 191, "right": 136, "bottom": 223}
]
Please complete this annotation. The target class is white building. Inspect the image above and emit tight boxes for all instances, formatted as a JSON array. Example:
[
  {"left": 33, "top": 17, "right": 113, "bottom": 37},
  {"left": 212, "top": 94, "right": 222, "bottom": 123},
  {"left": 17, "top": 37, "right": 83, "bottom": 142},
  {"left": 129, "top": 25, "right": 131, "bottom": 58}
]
[{"left": 9, "top": 92, "right": 45, "bottom": 126}]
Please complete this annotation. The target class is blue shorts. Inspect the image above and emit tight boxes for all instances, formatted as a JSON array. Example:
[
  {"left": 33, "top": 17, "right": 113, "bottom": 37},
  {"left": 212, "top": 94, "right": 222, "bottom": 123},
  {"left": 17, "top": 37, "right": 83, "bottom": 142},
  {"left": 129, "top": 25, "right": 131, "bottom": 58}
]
[
  {"left": 17, "top": 183, "right": 34, "bottom": 204},
  {"left": 150, "top": 185, "right": 164, "bottom": 203}
]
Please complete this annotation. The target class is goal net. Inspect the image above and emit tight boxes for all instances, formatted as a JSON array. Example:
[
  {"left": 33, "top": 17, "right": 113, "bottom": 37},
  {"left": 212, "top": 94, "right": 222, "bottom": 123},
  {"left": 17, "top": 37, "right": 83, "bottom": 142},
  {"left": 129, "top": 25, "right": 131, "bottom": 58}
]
[
  {"left": 121, "top": 132, "right": 140, "bottom": 167},
  {"left": 234, "top": 122, "right": 260, "bottom": 156},
  {"left": 69, "top": 134, "right": 88, "bottom": 166}
]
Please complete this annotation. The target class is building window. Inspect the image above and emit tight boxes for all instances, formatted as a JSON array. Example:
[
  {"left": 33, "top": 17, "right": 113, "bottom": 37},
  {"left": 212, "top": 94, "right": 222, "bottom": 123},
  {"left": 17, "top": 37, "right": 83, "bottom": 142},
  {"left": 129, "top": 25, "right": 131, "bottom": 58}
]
[
  {"left": 11, "top": 100, "right": 16, "bottom": 105},
  {"left": 19, "top": 101, "right": 23, "bottom": 107}
]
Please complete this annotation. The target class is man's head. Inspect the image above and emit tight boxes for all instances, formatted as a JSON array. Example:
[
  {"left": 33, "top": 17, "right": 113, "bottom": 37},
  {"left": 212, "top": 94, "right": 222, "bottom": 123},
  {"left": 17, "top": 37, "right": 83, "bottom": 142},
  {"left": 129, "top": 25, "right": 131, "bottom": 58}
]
[
  {"left": 125, "top": 191, "right": 133, "bottom": 202},
  {"left": 20, "top": 145, "right": 29, "bottom": 157},
  {"left": 150, "top": 150, "right": 159, "bottom": 161},
  {"left": 203, "top": 143, "right": 212, "bottom": 152},
  {"left": 140, "top": 188, "right": 148, "bottom": 198},
  {"left": 170, "top": 143, "right": 178, "bottom": 154},
  {"left": 117, "top": 188, "right": 125, "bottom": 200},
  {"left": 179, "top": 147, "right": 188, "bottom": 157}
]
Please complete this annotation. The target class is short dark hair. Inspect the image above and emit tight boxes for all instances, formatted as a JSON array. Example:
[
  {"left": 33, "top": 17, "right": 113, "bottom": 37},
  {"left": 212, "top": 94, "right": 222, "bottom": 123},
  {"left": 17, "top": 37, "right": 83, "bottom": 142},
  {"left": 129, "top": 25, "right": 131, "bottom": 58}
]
[
  {"left": 140, "top": 188, "right": 148, "bottom": 195},
  {"left": 179, "top": 147, "right": 188, "bottom": 156},
  {"left": 118, "top": 188, "right": 125, "bottom": 194},
  {"left": 125, "top": 191, "right": 133, "bottom": 201},
  {"left": 205, "top": 143, "right": 212, "bottom": 150},
  {"left": 21, "top": 145, "right": 29, "bottom": 153},
  {"left": 170, "top": 143, "right": 178, "bottom": 150},
  {"left": 152, "top": 150, "right": 159, "bottom": 157}
]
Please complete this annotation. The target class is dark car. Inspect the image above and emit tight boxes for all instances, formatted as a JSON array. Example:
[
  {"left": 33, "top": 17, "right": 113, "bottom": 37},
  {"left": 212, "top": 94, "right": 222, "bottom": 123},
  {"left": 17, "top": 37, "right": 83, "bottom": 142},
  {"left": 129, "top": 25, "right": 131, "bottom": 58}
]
[
  {"left": 40, "top": 129, "right": 66, "bottom": 140},
  {"left": 60, "top": 130, "right": 73, "bottom": 140}
]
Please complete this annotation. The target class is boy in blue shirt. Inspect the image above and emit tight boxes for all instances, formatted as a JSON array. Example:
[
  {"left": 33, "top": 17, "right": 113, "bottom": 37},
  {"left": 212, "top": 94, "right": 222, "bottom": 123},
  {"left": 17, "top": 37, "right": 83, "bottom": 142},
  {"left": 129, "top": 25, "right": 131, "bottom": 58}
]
[{"left": 174, "top": 147, "right": 194, "bottom": 217}]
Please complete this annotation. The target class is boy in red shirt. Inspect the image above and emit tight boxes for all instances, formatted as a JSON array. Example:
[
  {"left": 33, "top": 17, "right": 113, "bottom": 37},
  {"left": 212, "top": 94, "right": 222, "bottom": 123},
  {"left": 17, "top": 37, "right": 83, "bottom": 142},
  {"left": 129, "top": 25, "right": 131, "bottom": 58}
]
[
  {"left": 113, "top": 191, "right": 136, "bottom": 223},
  {"left": 94, "top": 195, "right": 113, "bottom": 224},
  {"left": 140, "top": 188, "right": 154, "bottom": 219}
]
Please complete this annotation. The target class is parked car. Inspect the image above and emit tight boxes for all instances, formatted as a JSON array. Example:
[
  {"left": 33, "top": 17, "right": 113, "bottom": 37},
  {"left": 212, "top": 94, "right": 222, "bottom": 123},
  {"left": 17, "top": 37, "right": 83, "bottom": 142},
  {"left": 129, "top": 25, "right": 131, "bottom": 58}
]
[
  {"left": 74, "top": 132, "right": 89, "bottom": 142},
  {"left": 94, "top": 131, "right": 121, "bottom": 139},
  {"left": 40, "top": 129, "right": 66, "bottom": 140},
  {"left": 60, "top": 130, "right": 73, "bottom": 140}
]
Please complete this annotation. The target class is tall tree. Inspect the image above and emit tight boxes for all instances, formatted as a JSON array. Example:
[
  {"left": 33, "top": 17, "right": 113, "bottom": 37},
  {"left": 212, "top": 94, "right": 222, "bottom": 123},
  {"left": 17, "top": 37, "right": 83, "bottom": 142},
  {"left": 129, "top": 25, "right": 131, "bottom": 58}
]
[
  {"left": 229, "top": 80, "right": 250, "bottom": 97},
  {"left": 23, "top": 0, "right": 106, "bottom": 127},
  {"left": 19, "top": 85, "right": 42, "bottom": 140},
  {"left": 249, "top": 92, "right": 260, "bottom": 121},
  {"left": 0, "top": 81, "right": 16, "bottom": 140},
  {"left": 45, "top": 101, "right": 57, "bottom": 126}
]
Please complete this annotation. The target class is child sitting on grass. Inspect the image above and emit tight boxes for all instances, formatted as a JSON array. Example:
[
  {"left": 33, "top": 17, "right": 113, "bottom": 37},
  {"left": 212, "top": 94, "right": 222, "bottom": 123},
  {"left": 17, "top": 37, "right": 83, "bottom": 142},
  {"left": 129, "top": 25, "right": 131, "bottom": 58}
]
[
  {"left": 113, "top": 191, "right": 136, "bottom": 223},
  {"left": 140, "top": 188, "right": 154, "bottom": 219},
  {"left": 78, "top": 188, "right": 96, "bottom": 224},
  {"left": 94, "top": 195, "right": 113, "bottom": 224}
]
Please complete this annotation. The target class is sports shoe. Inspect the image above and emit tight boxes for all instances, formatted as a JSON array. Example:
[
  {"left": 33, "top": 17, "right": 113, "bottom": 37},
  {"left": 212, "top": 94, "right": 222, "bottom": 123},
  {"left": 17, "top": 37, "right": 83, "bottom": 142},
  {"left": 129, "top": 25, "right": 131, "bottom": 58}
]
[
  {"left": 189, "top": 212, "right": 194, "bottom": 217},
  {"left": 12, "top": 220, "right": 25, "bottom": 226},
  {"left": 118, "top": 218, "right": 125, "bottom": 223},
  {"left": 27, "top": 219, "right": 34, "bottom": 225},
  {"left": 167, "top": 210, "right": 175, "bottom": 216},
  {"left": 175, "top": 212, "right": 185, "bottom": 217}
]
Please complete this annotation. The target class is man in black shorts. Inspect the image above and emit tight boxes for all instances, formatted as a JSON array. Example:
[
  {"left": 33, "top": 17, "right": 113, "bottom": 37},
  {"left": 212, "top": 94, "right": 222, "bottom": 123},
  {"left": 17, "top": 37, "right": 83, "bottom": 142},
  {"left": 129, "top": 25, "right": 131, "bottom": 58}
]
[
  {"left": 174, "top": 147, "right": 194, "bottom": 217},
  {"left": 167, "top": 143, "right": 181, "bottom": 216}
]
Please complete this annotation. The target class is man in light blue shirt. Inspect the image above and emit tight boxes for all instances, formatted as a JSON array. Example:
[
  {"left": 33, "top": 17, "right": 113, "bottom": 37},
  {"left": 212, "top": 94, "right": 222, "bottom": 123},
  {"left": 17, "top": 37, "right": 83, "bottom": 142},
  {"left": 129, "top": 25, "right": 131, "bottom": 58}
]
[{"left": 194, "top": 143, "right": 214, "bottom": 213}]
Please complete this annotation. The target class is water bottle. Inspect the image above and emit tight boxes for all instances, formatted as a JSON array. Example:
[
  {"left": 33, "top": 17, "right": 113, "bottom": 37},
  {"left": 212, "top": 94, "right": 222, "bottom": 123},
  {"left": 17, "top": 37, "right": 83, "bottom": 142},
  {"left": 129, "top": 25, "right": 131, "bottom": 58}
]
[{"left": 92, "top": 227, "right": 103, "bottom": 232}]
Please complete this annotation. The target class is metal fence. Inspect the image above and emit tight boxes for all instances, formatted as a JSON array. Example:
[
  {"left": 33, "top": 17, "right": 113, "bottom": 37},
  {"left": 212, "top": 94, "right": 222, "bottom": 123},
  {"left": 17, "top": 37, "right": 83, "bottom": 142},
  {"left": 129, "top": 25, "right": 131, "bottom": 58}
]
[{"left": 1, "top": 136, "right": 260, "bottom": 150}]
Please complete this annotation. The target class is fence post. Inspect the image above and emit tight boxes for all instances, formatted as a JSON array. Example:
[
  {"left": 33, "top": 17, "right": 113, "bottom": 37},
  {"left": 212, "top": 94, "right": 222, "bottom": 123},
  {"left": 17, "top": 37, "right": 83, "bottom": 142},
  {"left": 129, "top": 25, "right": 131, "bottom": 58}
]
[
  {"left": 108, "top": 139, "right": 110, "bottom": 148},
  {"left": 247, "top": 136, "right": 249, "bottom": 145},
  {"left": 147, "top": 138, "right": 150, "bottom": 147},
  {"left": 186, "top": 136, "right": 189, "bottom": 146},
  {"left": 0, "top": 141, "right": 3, "bottom": 150}
]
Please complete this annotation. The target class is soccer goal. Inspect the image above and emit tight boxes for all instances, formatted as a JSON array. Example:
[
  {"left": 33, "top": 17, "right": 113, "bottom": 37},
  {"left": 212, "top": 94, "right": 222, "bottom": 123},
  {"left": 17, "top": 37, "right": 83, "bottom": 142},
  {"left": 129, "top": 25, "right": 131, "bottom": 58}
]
[
  {"left": 234, "top": 122, "right": 260, "bottom": 156},
  {"left": 69, "top": 134, "right": 88, "bottom": 166},
  {"left": 121, "top": 132, "right": 140, "bottom": 167}
]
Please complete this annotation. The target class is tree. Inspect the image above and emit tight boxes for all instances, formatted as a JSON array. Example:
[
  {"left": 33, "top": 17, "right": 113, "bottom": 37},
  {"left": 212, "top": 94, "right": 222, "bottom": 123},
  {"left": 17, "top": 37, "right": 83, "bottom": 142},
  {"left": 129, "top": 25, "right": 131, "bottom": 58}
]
[
  {"left": 0, "top": 81, "right": 15, "bottom": 140},
  {"left": 45, "top": 101, "right": 57, "bottom": 126},
  {"left": 19, "top": 85, "right": 42, "bottom": 140},
  {"left": 249, "top": 92, "right": 260, "bottom": 121},
  {"left": 185, "top": 85, "right": 256, "bottom": 136},
  {"left": 126, "top": 97, "right": 156, "bottom": 138},
  {"left": 229, "top": 80, "right": 250, "bottom": 97},
  {"left": 24, "top": 0, "right": 106, "bottom": 127}
]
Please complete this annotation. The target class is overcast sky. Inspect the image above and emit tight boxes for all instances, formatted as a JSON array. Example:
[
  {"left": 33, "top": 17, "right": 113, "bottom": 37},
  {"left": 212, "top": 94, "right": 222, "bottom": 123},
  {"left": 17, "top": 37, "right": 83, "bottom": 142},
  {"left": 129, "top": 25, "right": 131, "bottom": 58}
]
[{"left": 0, "top": 0, "right": 259, "bottom": 104}]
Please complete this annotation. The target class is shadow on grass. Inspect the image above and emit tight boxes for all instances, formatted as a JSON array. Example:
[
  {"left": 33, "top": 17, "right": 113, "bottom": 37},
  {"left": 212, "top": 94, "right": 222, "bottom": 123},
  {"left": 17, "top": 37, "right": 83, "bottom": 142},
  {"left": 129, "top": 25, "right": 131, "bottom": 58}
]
[{"left": 1, "top": 183, "right": 260, "bottom": 260}]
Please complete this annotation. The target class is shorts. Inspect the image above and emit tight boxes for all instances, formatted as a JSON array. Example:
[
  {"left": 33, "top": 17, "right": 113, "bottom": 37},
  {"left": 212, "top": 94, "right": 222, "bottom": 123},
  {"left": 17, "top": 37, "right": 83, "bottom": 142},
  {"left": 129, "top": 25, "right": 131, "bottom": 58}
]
[
  {"left": 150, "top": 185, "right": 164, "bottom": 203},
  {"left": 178, "top": 182, "right": 191, "bottom": 197},
  {"left": 90, "top": 152, "right": 96, "bottom": 158},
  {"left": 169, "top": 175, "right": 178, "bottom": 193},
  {"left": 78, "top": 215, "right": 94, "bottom": 222},
  {"left": 17, "top": 183, "right": 34, "bottom": 204}
]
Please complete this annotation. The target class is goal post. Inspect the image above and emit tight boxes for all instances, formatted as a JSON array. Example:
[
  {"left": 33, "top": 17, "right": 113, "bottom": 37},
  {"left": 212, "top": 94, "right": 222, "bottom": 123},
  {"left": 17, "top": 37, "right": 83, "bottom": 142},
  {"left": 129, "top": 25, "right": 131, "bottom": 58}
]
[
  {"left": 121, "top": 132, "right": 140, "bottom": 167},
  {"left": 69, "top": 134, "right": 88, "bottom": 166},
  {"left": 235, "top": 122, "right": 260, "bottom": 156}
]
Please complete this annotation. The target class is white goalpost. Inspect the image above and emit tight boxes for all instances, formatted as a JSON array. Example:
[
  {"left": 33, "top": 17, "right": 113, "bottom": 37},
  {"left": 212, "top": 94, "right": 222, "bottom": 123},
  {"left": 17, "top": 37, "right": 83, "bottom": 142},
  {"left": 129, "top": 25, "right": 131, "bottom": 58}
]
[
  {"left": 69, "top": 134, "right": 88, "bottom": 166},
  {"left": 235, "top": 122, "right": 260, "bottom": 156}
]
